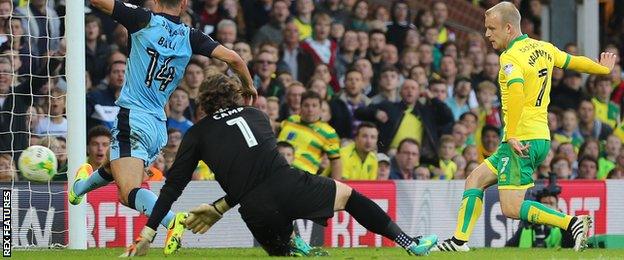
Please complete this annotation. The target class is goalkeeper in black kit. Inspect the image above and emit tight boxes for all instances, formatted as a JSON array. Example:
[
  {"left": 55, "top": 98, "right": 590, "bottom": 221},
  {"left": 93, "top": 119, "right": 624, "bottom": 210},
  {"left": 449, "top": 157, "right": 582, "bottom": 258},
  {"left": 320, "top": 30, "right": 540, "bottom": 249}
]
[{"left": 124, "top": 73, "right": 438, "bottom": 257}]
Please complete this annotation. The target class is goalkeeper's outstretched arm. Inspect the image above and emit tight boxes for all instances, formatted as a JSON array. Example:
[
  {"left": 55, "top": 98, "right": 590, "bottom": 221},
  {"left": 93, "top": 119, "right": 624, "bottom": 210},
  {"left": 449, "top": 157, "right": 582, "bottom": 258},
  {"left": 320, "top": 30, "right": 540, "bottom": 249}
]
[
  {"left": 145, "top": 128, "right": 200, "bottom": 230},
  {"left": 564, "top": 52, "right": 616, "bottom": 75}
]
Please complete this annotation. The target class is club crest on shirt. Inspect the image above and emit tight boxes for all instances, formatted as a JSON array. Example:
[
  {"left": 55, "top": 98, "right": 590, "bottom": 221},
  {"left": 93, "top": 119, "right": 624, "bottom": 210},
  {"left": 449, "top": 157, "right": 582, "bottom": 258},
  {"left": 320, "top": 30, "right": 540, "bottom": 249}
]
[
  {"left": 503, "top": 64, "right": 514, "bottom": 75},
  {"left": 123, "top": 3, "right": 138, "bottom": 9}
]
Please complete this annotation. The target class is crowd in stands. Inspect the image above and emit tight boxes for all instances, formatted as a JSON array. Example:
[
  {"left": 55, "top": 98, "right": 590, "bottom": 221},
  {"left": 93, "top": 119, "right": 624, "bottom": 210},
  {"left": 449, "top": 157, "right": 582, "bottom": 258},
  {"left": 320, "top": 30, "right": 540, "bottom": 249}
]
[{"left": 1, "top": 0, "right": 624, "bottom": 183}]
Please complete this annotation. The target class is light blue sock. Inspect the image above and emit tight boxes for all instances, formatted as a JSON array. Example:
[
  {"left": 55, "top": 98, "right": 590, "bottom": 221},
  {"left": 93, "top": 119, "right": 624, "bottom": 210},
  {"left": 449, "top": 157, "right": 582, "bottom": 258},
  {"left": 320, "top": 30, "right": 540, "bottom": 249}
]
[
  {"left": 134, "top": 188, "right": 175, "bottom": 228},
  {"left": 73, "top": 169, "right": 112, "bottom": 196}
]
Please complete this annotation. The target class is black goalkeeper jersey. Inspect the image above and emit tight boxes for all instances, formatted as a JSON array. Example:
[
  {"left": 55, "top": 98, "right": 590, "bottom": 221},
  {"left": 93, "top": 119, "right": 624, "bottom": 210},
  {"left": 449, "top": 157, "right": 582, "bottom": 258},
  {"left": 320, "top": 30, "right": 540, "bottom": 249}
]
[{"left": 163, "top": 106, "right": 290, "bottom": 204}]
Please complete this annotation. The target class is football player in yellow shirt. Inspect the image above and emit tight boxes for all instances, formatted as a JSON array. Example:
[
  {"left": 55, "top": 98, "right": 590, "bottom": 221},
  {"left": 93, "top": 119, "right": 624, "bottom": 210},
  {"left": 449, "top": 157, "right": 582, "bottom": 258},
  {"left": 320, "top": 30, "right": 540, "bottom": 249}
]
[{"left": 434, "top": 2, "right": 616, "bottom": 253}]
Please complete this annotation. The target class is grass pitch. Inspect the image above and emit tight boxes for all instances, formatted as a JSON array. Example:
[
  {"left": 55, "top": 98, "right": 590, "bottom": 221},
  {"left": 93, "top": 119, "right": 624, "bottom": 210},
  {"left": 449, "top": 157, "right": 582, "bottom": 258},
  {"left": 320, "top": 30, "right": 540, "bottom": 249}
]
[{"left": 12, "top": 247, "right": 624, "bottom": 259}]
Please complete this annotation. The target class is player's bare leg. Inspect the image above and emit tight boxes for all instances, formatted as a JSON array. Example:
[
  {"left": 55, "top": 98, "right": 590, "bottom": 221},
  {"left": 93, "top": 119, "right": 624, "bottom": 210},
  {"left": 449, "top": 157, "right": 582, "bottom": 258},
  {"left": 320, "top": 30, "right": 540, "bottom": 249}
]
[
  {"left": 434, "top": 162, "right": 497, "bottom": 252},
  {"left": 113, "top": 157, "right": 186, "bottom": 256},
  {"left": 333, "top": 181, "right": 438, "bottom": 256},
  {"left": 499, "top": 189, "right": 592, "bottom": 251}
]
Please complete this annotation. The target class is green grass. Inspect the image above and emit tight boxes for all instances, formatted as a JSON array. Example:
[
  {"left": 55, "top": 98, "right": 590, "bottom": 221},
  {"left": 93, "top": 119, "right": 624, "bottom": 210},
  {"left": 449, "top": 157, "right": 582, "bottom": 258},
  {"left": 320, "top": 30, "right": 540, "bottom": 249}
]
[{"left": 11, "top": 247, "right": 624, "bottom": 259}]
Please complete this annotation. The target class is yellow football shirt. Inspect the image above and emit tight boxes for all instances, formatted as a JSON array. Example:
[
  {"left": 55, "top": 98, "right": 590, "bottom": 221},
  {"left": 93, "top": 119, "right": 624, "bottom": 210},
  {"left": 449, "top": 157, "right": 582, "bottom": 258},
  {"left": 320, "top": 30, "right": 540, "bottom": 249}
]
[
  {"left": 340, "top": 143, "right": 378, "bottom": 180},
  {"left": 390, "top": 108, "right": 423, "bottom": 149},
  {"left": 592, "top": 97, "right": 620, "bottom": 128},
  {"left": 278, "top": 115, "right": 340, "bottom": 174},
  {"left": 499, "top": 34, "right": 570, "bottom": 141}
]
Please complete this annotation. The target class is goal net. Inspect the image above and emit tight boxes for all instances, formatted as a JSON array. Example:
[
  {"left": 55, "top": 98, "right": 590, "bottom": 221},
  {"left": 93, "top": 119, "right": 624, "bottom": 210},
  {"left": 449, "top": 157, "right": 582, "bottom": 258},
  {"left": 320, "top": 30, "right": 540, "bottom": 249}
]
[{"left": 0, "top": 0, "right": 84, "bottom": 249}]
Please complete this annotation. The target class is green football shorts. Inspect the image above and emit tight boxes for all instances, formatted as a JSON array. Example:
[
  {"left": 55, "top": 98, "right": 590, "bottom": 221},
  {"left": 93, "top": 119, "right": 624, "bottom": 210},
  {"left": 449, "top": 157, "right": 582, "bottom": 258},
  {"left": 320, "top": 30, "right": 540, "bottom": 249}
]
[{"left": 485, "top": 139, "right": 550, "bottom": 190}]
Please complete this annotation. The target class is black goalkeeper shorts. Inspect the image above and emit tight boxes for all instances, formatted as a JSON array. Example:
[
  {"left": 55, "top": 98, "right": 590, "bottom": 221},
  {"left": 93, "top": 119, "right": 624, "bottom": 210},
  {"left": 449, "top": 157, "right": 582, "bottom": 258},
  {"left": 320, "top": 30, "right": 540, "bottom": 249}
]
[{"left": 237, "top": 168, "right": 336, "bottom": 255}]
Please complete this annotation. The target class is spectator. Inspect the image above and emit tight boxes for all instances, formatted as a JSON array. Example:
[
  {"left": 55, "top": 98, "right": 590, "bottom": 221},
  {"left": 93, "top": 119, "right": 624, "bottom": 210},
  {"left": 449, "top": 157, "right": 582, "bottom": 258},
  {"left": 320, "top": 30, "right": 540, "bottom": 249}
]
[
  {"left": 389, "top": 138, "right": 419, "bottom": 179},
  {"left": 608, "top": 167, "right": 624, "bottom": 179},
  {"left": 367, "top": 29, "right": 386, "bottom": 87},
  {"left": 377, "top": 153, "right": 391, "bottom": 180},
  {"left": 167, "top": 88, "right": 193, "bottom": 135},
  {"left": 551, "top": 71, "right": 583, "bottom": 110},
  {"left": 87, "top": 125, "right": 111, "bottom": 170},
  {"left": 163, "top": 128, "right": 182, "bottom": 156},
  {"left": 254, "top": 95, "right": 268, "bottom": 114},
  {"left": 318, "top": 0, "right": 349, "bottom": 24},
  {"left": 476, "top": 81, "right": 502, "bottom": 128},
  {"left": 277, "top": 20, "right": 315, "bottom": 84},
  {"left": 551, "top": 155, "right": 572, "bottom": 179},
  {"left": 452, "top": 154, "right": 467, "bottom": 179},
  {"left": 423, "top": 27, "right": 442, "bottom": 70},
  {"left": 17, "top": 0, "right": 61, "bottom": 55},
  {"left": 293, "top": 0, "right": 314, "bottom": 40},
  {"left": 0, "top": 55, "right": 59, "bottom": 157},
  {"left": 320, "top": 100, "right": 332, "bottom": 123},
  {"left": 578, "top": 98, "right": 612, "bottom": 140},
  {"left": 311, "top": 63, "right": 336, "bottom": 98},
  {"left": 417, "top": 43, "right": 435, "bottom": 77},
  {"left": 427, "top": 79, "right": 448, "bottom": 101},
  {"left": 0, "top": 153, "right": 15, "bottom": 181},
  {"left": 371, "top": 66, "right": 401, "bottom": 104},
  {"left": 215, "top": 19, "right": 237, "bottom": 45},
  {"left": 86, "top": 60, "right": 125, "bottom": 130},
  {"left": 553, "top": 109, "right": 583, "bottom": 148},
  {"left": 610, "top": 65, "right": 624, "bottom": 107},
  {"left": 354, "top": 57, "right": 374, "bottom": 96},
  {"left": 198, "top": 0, "right": 228, "bottom": 36},
  {"left": 415, "top": 8, "right": 434, "bottom": 35},
  {"left": 434, "top": 135, "right": 457, "bottom": 180},
  {"left": 335, "top": 29, "right": 359, "bottom": 79},
  {"left": 233, "top": 41, "right": 253, "bottom": 65},
  {"left": 221, "top": 0, "right": 247, "bottom": 40},
  {"left": 35, "top": 88, "right": 67, "bottom": 137},
  {"left": 415, "top": 165, "right": 431, "bottom": 180},
  {"left": 253, "top": 51, "right": 282, "bottom": 98},
  {"left": 467, "top": 44, "right": 485, "bottom": 76},
  {"left": 598, "top": 135, "right": 621, "bottom": 179},
  {"left": 408, "top": 65, "right": 428, "bottom": 88},
  {"left": 356, "top": 78, "right": 454, "bottom": 164},
  {"left": 329, "top": 69, "right": 371, "bottom": 139},
  {"left": 277, "top": 91, "right": 342, "bottom": 179},
  {"left": 577, "top": 156, "right": 598, "bottom": 179},
  {"left": 403, "top": 28, "right": 421, "bottom": 53},
  {"left": 340, "top": 122, "right": 379, "bottom": 180},
  {"left": 478, "top": 125, "right": 500, "bottom": 162},
  {"left": 357, "top": 31, "right": 369, "bottom": 57},
  {"left": 26, "top": 105, "right": 42, "bottom": 134},
  {"left": 382, "top": 44, "right": 399, "bottom": 68},
  {"left": 460, "top": 111, "right": 479, "bottom": 146},
  {"left": 279, "top": 82, "right": 305, "bottom": 121},
  {"left": 346, "top": 0, "right": 369, "bottom": 32},
  {"left": 386, "top": 0, "right": 414, "bottom": 53},
  {"left": 463, "top": 144, "right": 479, "bottom": 163},
  {"left": 38, "top": 136, "right": 66, "bottom": 180},
  {"left": 181, "top": 59, "right": 205, "bottom": 121},
  {"left": 452, "top": 122, "right": 469, "bottom": 153},
  {"left": 372, "top": 4, "right": 390, "bottom": 24},
  {"left": 252, "top": 0, "right": 290, "bottom": 48},
  {"left": 300, "top": 13, "right": 339, "bottom": 90},
  {"left": 399, "top": 49, "right": 419, "bottom": 78},
  {"left": 266, "top": 96, "right": 280, "bottom": 123},
  {"left": 458, "top": 56, "right": 475, "bottom": 79},
  {"left": 276, "top": 141, "right": 295, "bottom": 165},
  {"left": 445, "top": 77, "right": 474, "bottom": 120},
  {"left": 592, "top": 75, "right": 620, "bottom": 128},
  {"left": 85, "top": 15, "right": 111, "bottom": 86},
  {"left": 472, "top": 52, "right": 499, "bottom": 88},
  {"left": 432, "top": 1, "right": 455, "bottom": 44}
]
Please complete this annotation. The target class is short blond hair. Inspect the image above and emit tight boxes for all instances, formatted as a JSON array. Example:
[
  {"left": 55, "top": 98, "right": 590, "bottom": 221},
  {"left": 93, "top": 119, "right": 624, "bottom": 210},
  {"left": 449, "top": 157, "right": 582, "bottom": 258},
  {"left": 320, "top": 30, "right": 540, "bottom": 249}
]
[{"left": 485, "top": 2, "right": 521, "bottom": 31}]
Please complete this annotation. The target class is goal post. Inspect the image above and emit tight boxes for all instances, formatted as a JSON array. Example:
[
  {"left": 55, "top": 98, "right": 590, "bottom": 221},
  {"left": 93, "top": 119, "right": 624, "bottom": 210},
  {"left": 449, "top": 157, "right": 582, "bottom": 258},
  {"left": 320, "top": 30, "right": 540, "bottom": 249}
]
[{"left": 66, "top": 0, "right": 87, "bottom": 250}]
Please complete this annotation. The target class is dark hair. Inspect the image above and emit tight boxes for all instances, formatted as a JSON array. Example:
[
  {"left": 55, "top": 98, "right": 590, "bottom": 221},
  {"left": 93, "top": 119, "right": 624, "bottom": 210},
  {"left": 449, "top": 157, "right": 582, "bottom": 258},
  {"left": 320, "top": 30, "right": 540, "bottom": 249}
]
[
  {"left": 398, "top": 138, "right": 420, "bottom": 153},
  {"left": 595, "top": 75, "right": 612, "bottom": 84},
  {"left": 345, "top": 68, "right": 362, "bottom": 78},
  {"left": 167, "top": 127, "right": 181, "bottom": 135},
  {"left": 578, "top": 138, "right": 600, "bottom": 158},
  {"left": 380, "top": 65, "right": 399, "bottom": 75},
  {"left": 159, "top": 0, "right": 183, "bottom": 8},
  {"left": 87, "top": 125, "right": 112, "bottom": 143},
  {"left": 198, "top": 73, "right": 243, "bottom": 115},
  {"left": 355, "top": 122, "right": 377, "bottom": 136},
  {"left": 390, "top": 0, "right": 411, "bottom": 23},
  {"left": 300, "top": 90, "right": 322, "bottom": 105},
  {"left": 481, "top": 125, "right": 500, "bottom": 139},
  {"left": 187, "top": 58, "right": 205, "bottom": 70},
  {"left": 368, "top": 29, "right": 386, "bottom": 38},
  {"left": 276, "top": 141, "right": 295, "bottom": 151},
  {"left": 454, "top": 77, "right": 471, "bottom": 88},
  {"left": 428, "top": 78, "right": 446, "bottom": 87},
  {"left": 578, "top": 155, "right": 598, "bottom": 169},
  {"left": 459, "top": 111, "right": 478, "bottom": 122}
]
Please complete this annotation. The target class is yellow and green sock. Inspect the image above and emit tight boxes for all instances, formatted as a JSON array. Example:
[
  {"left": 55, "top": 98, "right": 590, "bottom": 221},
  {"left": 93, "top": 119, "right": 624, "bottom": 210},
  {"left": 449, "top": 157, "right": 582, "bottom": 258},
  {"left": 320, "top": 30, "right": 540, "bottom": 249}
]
[
  {"left": 519, "top": 200, "right": 572, "bottom": 229},
  {"left": 453, "top": 189, "right": 484, "bottom": 242}
]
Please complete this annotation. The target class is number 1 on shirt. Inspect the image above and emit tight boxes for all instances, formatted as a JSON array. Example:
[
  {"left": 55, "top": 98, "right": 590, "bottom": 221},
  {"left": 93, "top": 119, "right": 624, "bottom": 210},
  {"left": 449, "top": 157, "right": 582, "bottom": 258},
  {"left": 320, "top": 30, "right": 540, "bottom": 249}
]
[{"left": 227, "top": 117, "right": 258, "bottom": 147}]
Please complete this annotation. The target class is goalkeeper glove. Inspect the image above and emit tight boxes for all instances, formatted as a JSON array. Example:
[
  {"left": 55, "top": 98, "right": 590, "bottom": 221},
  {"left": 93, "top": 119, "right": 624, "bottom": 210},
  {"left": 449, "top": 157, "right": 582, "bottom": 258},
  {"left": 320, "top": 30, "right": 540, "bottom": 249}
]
[
  {"left": 184, "top": 197, "right": 231, "bottom": 234},
  {"left": 119, "top": 226, "right": 156, "bottom": 257}
]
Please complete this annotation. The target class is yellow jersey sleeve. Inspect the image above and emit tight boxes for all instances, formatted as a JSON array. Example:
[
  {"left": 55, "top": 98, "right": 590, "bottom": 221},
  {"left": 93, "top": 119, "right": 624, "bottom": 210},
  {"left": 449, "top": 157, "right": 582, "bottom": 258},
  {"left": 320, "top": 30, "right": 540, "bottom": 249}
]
[
  {"left": 499, "top": 54, "right": 525, "bottom": 87},
  {"left": 323, "top": 130, "right": 341, "bottom": 159},
  {"left": 550, "top": 44, "right": 571, "bottom": 69}
]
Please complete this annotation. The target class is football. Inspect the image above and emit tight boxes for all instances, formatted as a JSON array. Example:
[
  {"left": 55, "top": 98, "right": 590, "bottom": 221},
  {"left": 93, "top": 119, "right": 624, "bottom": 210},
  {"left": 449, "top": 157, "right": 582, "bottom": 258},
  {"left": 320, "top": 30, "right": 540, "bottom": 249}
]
[{"left": 17, "top": 145, "right": 58, "bottom": 182}]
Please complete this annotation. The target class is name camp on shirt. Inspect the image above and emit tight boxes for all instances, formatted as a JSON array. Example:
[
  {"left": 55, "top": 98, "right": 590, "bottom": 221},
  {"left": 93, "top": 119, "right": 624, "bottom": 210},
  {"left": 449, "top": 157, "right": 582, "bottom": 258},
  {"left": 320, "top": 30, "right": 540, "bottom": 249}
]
[{"left": 213, "top": 107, "right": 244, "bottom": 120}]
